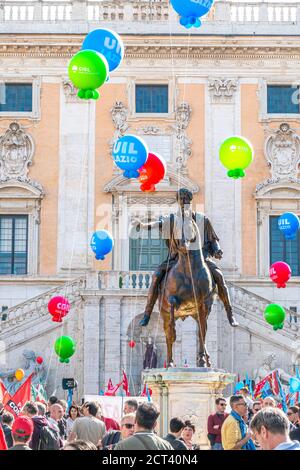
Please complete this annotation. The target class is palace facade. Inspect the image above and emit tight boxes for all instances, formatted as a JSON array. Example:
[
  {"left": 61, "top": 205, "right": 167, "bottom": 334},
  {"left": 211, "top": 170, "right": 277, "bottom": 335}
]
[{"left": 0, "top": 1, "right": 300, "bottom": 411}]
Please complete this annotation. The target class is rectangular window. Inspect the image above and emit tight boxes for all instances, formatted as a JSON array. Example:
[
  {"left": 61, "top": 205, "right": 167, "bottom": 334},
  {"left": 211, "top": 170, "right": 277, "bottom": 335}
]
[
  {"left": 0, "top": 83, "right": 33, "bottom": 112},
  {"left": 0, "top": 215, "right": 28, "bottom": 275},
  {"left": 269, "top": 216, "right": 300, "bottom": 276},
  {"left": 267, "top": 85, "right": 300, "bottom": 114},
  {"left": 289, "top": 307, "right": 298, "bottom": 324},
  {"left": 136, "top": 85, "right": 168, "bottom": 114}
]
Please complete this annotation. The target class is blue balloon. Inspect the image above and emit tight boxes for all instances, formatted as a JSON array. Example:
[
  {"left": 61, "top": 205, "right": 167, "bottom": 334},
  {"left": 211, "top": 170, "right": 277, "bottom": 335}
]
[
  {"left": 90, "top": 230, "right": 114, "bottom": 261},
  {"left": 82, "top": 29, "right": 124, "bottom": 73},
  {"left": 289, "top": 377, "right": 300, "bottom": 393},
  {"left": 170, "top": 0, "right": 214, "bottom": 28},
  {"left": 278, "top": 212, "right": 300, "bottom": 240},
  {"left": 112, "top": 135, "right": 148, "bottom": 179}
]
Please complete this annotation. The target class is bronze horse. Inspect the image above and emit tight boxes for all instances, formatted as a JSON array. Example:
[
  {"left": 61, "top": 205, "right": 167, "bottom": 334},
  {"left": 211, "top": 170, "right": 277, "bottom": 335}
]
[{"left": 158, "top": 214, "right": 217, "bottom": 367}]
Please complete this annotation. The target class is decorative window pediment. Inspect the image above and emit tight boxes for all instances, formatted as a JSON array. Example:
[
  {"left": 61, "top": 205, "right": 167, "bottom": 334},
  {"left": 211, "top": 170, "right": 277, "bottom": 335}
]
[
  {"left": 104, "top": 167, "right": 199, "bottom": 194},
  {"left": 109, "top": 101, "right": 193, "bottom": 176}
]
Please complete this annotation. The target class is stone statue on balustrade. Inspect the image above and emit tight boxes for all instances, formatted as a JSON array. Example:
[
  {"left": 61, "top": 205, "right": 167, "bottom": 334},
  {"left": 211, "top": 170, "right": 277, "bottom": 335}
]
[
  {"left": 0, "top": 350, "right": 47, "bottom": 396},
  {"left": 253, "top": 353, "right": 293, "bottom": 386},
  {"left": 142, "top": 336, "right": 158, "bottom": 370}
]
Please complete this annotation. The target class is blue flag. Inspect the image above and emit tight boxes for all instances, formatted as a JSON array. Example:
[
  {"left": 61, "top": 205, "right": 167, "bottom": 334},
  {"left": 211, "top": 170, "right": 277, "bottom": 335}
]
[{"left": 276, "top": 371, "right": 288, "bottom": 413}]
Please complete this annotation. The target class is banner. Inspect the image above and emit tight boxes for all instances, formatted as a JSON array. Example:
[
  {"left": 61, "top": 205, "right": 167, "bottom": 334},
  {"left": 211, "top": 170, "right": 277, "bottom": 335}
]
[{"left": 4, "top": 374, "right": 33, "bottom": 418}]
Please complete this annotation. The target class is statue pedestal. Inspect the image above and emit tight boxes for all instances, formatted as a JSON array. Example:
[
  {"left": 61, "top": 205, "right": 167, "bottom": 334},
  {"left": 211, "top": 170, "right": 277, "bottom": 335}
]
[{"left": 142, "top": 368, "right": 235, "bottom": 449}]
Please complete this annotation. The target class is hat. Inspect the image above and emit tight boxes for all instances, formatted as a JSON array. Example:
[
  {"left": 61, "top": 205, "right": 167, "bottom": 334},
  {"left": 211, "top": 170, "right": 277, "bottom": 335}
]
[{"left": 12, "top": 415, "right": 34, "bottom": 438}]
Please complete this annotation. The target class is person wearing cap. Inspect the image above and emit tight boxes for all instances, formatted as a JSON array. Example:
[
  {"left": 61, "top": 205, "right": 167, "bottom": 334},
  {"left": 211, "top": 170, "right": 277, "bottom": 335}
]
[{"left": 10, "top": 416, "right": 33, "bottom": 450}]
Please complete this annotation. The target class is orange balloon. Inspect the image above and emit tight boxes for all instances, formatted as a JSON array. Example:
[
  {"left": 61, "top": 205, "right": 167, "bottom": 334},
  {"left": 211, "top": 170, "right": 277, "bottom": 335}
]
[{"left": 15, "top": 368, "right": 25, "bottom": 381}]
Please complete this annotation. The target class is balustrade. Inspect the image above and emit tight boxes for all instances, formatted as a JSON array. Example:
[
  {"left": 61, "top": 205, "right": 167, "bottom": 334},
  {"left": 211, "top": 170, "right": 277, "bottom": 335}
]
[{"left": 1, "top": 1, "right": 300, "bottom": 25}]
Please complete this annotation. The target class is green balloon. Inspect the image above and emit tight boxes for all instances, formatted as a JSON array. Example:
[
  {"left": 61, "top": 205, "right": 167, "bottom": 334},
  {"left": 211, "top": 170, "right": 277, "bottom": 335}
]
[
  {"left": 264, "top": 304, "right": 285, "bottom": 331},
  {"left": 54, "top": 336, "right": 76, "bottom": 362},
  {"left": 219, "top": 136, "right": 254, "bottom": 179},
  {"left": 68, "top": 50, "right": 108, "bottom": 100}
]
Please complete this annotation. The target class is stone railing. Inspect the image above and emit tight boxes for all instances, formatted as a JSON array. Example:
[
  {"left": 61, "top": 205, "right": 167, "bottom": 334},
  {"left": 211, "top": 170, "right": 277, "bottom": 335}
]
[
  {"left": 98, "top": 270, "right": 152, "bottom": 290},
  {"left": 98, "top": 270, "right": 300, "bottom": 329},
  {"left": 0, "top": 276, "right": 86, "bottom": 332},
  {"left": 1, "top": 1, "right": 300, "bottom": 34}
]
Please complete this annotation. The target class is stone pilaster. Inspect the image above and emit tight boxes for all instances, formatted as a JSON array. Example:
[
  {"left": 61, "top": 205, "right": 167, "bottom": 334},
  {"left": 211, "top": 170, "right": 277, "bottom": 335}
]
[
  {"left": 57, "top": 85, "right": 95, "bottom": 274},
  {"left": 205, "top": 78, "right": 242, "bottom": 276},
  {"left": 83, "top": 296, "right": 100, "bottom": 396},
  {"left": 100, "top": 297, "right": 122, "bottom": 388}
]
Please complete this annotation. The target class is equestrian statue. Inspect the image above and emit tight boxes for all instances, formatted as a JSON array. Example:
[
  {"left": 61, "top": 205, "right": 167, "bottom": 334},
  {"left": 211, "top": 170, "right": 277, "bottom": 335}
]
[{"left": 135, "top": 188, "right": 238, "bottom": 367}]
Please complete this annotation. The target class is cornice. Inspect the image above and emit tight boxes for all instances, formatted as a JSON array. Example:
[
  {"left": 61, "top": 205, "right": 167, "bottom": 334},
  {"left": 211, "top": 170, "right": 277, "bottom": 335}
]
[{"left": 1, "top": 36, "right": 300, "bottom": 60}]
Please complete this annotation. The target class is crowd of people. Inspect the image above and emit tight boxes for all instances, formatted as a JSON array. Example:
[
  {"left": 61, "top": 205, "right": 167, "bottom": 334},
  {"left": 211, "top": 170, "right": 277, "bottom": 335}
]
[{"left": 0, "top": 392, "right": 300, "bottom": 451}]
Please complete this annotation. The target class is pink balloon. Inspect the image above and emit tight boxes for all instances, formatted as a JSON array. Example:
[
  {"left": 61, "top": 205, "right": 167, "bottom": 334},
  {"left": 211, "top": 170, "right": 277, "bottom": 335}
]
[{"left": 269, "top": 261, "right": 291, "bottom": 288}]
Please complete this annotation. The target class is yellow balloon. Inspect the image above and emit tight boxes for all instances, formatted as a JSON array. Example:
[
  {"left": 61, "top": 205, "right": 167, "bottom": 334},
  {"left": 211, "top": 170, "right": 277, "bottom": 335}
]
[{"left": 15, "top": 368, "right": 25, "bottom": 381}]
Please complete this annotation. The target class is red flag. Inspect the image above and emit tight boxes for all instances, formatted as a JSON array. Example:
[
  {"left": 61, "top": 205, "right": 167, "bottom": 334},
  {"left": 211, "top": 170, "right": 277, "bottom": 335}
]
[
  {"left": 4, "top": 374, "right": 32, "bottom": 418},
  {"left": 270, "top": 371, "right": 280, "bottom": 395},
  {"left": 0, "top": 380, "right": 10, "bottom": 407},
  {"left": 107, "top": 379, "right": 114, "bottom": 391},
  {"left": 122, "top": 370, "right": 130, "bottom": 397},
  {"left": 104, "top": 378, "right": 122, "bottom": 396},
  {"left": 141, "top": 384, "right": 147, "bottom": 397},
  {"left": 0, "top": 425, "right": 7, "bottom": 451}
]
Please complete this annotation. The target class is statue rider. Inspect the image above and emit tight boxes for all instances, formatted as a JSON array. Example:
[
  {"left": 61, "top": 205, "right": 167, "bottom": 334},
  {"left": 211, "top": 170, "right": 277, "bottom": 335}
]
[{"left": 135, "top": 188, "right": 239, "bottom": 328}]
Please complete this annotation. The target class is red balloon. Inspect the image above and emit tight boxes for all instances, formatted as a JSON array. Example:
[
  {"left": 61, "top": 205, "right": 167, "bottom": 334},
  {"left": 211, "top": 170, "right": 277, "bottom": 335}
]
[
  {"left": 36, "top": 356, "right": 43, "bottom": 365},
  {"left": 48, "top": 296, "right": 70, "bottom": 323},
  {"left": 129, "top": 340, "right": 136, "bottom": 348},
  {"left": 138, "top": 152, "right": 166, "bottom": 192},
  {"left": 269, "top": 261, "right": 291, "bottom": 288}
]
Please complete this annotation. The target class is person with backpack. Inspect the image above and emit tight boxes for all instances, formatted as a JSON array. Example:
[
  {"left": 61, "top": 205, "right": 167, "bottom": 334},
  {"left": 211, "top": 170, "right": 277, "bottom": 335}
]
[
  {"left": 23, "top": 401, "right": 62, "bottom": 450},
  {"left": 37, "top": 403, "right": 64, "bottom": 450},
  {"left": 114, "top": 403, "right": 173, "bottom": 451},
  {"left": 101, "top": 413, "right": 135, "bottom": 449}
]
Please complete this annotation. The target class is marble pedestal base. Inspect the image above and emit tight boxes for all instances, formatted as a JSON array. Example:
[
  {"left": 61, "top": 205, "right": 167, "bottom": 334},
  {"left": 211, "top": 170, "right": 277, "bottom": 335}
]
[{"left": 142, "top": 367, "right": 235, "bottom": 449}]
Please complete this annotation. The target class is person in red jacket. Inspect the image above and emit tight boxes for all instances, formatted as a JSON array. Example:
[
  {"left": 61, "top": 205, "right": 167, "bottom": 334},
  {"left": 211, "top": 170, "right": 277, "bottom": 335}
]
[
  {"left": 207, "top": 397, "right": 228, "bottom": 450},
  {"left": 0, "top": 422, "right": 8, "bottom": 450}
]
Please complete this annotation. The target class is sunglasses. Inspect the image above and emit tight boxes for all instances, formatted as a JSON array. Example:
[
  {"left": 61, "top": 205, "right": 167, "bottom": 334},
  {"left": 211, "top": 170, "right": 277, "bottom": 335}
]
[
  {"left": 219, "top": 403, "right": 226, "bottom": 407},
  {"left": 123, "top": 423, "right": 134, "bottom": 429},
  {"left": 287, "top": 412, "right": 294, "bottom": 416}
]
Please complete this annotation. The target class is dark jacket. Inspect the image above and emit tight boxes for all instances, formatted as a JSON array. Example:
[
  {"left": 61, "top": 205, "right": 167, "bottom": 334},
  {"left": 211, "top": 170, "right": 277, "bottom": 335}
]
[
  {"left": 290, "top": 426, "right": 300, "bottom": 442},
  {"left": 29, "top": 415, "right": 49, "bottom": 450},
  {"left": 102, "top": 430, "right": 121, "bottom": 449},
  {"left": 1, "top": 424, "right": 13, "bottom": 448},
  {"left": 58, "top": 417, "right": 67, "bottom": 440},
  {"left": 164, "top": 433, "right": 187, "bottom": 450}
]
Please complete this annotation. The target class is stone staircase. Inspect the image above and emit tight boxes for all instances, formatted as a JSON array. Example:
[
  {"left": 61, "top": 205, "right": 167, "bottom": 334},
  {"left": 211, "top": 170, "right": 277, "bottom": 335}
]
[{"left": 0, "top": 277, "right": 86, "bottom": 352}]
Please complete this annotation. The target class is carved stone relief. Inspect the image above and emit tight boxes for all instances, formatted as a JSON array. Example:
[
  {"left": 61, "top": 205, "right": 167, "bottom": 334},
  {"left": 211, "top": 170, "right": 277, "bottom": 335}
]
[
  {"left": 208, "top": 78, "right": 238, "bottom": 103},
  {"left": 62, "top": 80, "right": 81, "bottom": 103},
  {"left": 264, "top": 123, "right": 300, "bottom": 181},
  {"left": 111, "top": 101, "right": 129, "bottom": 138},
  {"left": 172, "top": 102, "right": 192, "bottom": 174},
  {"left": 0, "top": 122, "right": 43, "bottom": 194}
]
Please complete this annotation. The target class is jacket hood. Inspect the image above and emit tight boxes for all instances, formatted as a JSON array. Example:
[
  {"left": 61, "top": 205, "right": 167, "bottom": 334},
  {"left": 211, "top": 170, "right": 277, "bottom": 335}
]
[{"left": 32, "top": 416, "right": 48, "bottom": 429}]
